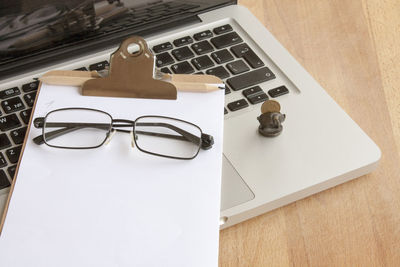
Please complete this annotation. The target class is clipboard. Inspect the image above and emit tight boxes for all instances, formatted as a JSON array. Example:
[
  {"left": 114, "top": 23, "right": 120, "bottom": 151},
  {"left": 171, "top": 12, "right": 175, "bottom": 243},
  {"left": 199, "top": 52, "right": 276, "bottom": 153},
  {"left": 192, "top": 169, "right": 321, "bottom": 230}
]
[{"left": 0, "top": 60, "right": 224, "bottom": 266}]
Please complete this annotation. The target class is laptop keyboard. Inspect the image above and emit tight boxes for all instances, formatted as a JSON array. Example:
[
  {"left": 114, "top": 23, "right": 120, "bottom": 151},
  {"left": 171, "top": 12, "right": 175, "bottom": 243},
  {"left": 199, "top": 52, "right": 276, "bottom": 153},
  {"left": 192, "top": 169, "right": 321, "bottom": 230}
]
[
  {"left": 0, "top": 81, "right": 36, "bottom": 189},
  {"left": 152, "top": 24, "right": 288, "bottom": 114},
  {"left": 0, "top": 23, "right": 289, "bottom": 190}
]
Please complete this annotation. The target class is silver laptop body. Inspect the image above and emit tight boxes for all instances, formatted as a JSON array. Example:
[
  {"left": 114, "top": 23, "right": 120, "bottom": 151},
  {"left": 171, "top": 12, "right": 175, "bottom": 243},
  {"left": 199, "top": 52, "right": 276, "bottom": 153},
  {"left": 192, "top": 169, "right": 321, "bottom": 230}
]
[{"left": 0, "top": 1, "right": 380, "bottom": 229}]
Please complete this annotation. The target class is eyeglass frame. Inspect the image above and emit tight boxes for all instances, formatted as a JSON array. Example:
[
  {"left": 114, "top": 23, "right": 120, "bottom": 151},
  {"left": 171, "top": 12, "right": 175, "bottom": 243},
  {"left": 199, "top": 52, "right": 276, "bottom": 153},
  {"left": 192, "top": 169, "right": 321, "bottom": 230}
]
[{"left": 32, "top": 107, "right": 214, "bottom": 160}]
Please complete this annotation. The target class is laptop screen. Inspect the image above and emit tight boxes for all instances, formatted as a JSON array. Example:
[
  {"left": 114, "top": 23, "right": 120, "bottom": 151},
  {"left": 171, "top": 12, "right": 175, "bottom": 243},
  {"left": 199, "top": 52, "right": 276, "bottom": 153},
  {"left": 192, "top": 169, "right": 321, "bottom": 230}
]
[{"left": 0, "top": 0, "right": 234, "bottom": 77}]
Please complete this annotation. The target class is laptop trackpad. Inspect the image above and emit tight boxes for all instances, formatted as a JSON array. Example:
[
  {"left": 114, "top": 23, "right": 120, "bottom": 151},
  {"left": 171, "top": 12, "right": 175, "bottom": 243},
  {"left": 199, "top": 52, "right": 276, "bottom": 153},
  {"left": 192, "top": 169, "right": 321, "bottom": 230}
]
[{"left": 220, "top": 155, "right": 254, "bottom": 211}]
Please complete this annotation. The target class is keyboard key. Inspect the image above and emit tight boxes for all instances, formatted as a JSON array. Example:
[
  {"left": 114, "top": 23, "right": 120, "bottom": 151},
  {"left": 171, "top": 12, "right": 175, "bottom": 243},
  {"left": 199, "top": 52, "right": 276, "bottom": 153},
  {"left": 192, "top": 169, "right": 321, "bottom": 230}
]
[
  {"left": 0, "top": 114, "right": 21, "bottom": 131},
  {"left": 7, "top": 165, "right": 16, "bottom": 179},
  {"left": 10, "top": 127, "right": 27, "bottom": 145},
  {"left": 227, "top": 99, "right": 249, "bottom": 111},
  {"left": 20, "top": 109, "right": 32, "bottom": 124},
  {"left": 191, "top": 55, "right": 214, "bottom": 70},
  {"left": 206, "top": 66, "right": 230, "bottom": 79},
  {"left": 171, "top": 47, "right": 195, "bottom": 61},
  {"left": 1, "top": 96, "right": 25, "bottom": 114},
  {"left": 23, "top": 91, "right": 37, "bottom": 107},
  {"left": 178, "top": 3, "right": 199, "bottom": 11},
  {"left": 243, "top": 51, "right": 264, "bottom": 69},
  {"left": 160, "top": 67, "right": 171, "bottom": 74},
  {"left": 173, "top": 36, "right": 193, "bottom": 47},
  {"left": 0, "top": 170, "right": 10, "bottom": 190},
  {"left": 153, "top": 42, "right": 173, "bottom": 53},
  {"left": 211, "top": 49, "right": 234, "bottom": 64},
  {"left": 268, "top": 86, "right": 289, "bottom": 98},
  {"left": 156, "top": 52, "right": 175, "bottom": 67},
  {"left": 89, "top": 61, "right": 109, "bottom": 71},
  {"left": 167, "top": 2, "right": 193, "bottom": 9},
  {"left": 247, "top": 93, "right": 268, "bottom": 104},
  {"left": 0, "top": 152, "right": 7, "bottom": 167},
  {"left": 243, "top": 86, "right": 263, "bottom": 96},
  {"left": 224, "top": 108, "right": 228, "bottom": 115},
  {"left": 171, "top": 62, "right": 195, "bottom": 74},
  {"left": 193, "top": 30, "right": 213, "bottom": 41},
  {"left": 226, "top": 67, "right": 275, "bottom": 91},
  {"left": 225, "top": 87, "right": 231, "bottom": 95},
  {"left": 213, "top": 24, "right": 233, "bottom": 35},
  {"left": 159, "top": 8, "right": 183, "bottom": 17},
  {"left": 231, "top": 43, "right": 252, "bottom": 57},
  {"left": 211, "top": 32, "right": 242, "bottom": 49},
  {"left": 6, "top": 146, "right": 22, "bottom": 164},
  {"left": 22, "top": 81, "right": 39, "bottom": 92},
  {"left": 0, "top": 134, "right": 11, "bottom": 149},
  {"left": 226, "top": 60, "right": 250, "bottom": 75},
  {"left": 0, "top": 87, "right": 21, "bottom": 99},
  {"left": 231, "top": 43, "right": 264, "bottom": 68},
  {"left": 191, "top": 41, "right": 214, "bottom": 55}
]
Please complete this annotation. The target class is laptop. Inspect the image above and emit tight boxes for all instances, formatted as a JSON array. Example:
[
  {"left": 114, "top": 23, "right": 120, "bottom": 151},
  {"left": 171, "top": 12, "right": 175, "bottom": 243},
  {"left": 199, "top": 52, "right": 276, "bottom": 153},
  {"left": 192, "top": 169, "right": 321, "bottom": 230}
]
[{"left": 0, "top": 0, "right": 380, "bottom": 229}]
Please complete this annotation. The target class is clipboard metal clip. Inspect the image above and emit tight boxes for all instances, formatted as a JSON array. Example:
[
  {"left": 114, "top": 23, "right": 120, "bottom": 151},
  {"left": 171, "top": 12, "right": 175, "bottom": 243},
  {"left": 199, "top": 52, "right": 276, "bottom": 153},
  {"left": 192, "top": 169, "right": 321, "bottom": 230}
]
[{"left": 82, "top": 36, "right": 177, "bottom": 100}]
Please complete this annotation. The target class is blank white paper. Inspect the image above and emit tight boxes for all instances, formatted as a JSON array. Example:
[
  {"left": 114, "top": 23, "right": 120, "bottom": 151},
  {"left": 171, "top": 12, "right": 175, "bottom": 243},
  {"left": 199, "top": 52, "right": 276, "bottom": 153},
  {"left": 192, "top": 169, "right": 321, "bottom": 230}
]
[{"left": 0, "top": 84, "right": 224, "bottom": 267}]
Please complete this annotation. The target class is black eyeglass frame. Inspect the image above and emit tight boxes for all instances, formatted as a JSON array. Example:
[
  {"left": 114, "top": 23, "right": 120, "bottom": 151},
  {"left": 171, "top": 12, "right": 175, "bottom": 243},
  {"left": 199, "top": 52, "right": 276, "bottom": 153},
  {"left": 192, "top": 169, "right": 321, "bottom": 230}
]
[{"left": 33, "top": 107, "right": 214, "bottom": 160}]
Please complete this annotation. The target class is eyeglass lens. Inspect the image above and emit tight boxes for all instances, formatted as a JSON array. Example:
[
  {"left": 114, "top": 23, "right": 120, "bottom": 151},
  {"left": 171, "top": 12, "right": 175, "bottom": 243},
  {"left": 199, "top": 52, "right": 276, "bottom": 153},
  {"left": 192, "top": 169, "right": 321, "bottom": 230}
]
[
  {"left": 134, "top": 116, "right": 202, "bottom": 159},
  {"left": 43, "top": 109, "right": 112, "bottom": 148}
]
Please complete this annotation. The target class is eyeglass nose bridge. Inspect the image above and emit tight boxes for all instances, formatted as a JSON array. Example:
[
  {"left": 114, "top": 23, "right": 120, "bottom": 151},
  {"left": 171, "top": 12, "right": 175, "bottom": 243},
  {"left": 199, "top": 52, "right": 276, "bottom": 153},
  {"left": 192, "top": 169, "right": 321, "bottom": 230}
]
[{"left": 109, "top": 119, "right": 137, "bottom": 148}]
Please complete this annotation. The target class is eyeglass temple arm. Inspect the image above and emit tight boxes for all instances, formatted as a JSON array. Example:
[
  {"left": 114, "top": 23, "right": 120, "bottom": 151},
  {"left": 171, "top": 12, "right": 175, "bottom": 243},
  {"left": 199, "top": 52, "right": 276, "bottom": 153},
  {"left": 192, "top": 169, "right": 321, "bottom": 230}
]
[
  {"left": 133, "top": 130, "right": 213, "bottom": 150},
  {"left": 135, "top": 122, "right": 206, "bottom": 148},
  {"left": 33, "top": 126, "right": 82, "bottom": 145},
  {"left": 32, "top": 118, "right": 111, "bottom": 145},
  {"left": 130, "top": 121, "right": 213, "bottom": 150}
]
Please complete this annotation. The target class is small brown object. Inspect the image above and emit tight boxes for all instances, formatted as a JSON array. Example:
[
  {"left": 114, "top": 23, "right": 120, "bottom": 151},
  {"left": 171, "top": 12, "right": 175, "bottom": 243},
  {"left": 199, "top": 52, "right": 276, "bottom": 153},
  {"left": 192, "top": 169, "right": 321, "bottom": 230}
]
[
  {"left": 82, "top": 36, "right": 177, "bottom": 100},
  {"left": 257, "top": 112, "right": 286, "bottom": 137},
  {"left": 261, "top": 100, "right": 281, "bottom": 114},
  {"left": 258, "top": 100, "right": 285, "bottom": 137}
]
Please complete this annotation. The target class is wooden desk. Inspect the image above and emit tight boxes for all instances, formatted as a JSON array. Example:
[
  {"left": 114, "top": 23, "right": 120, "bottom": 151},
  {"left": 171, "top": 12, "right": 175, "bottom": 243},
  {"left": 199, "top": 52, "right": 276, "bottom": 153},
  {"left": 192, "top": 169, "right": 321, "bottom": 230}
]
[{"left": 219, "top": 0, "right": 400, "bottom": 265}]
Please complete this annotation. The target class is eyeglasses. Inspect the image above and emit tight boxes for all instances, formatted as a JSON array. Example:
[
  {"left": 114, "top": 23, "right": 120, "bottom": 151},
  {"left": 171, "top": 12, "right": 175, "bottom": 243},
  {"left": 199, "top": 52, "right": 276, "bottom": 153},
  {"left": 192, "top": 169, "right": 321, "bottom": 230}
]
[{"left": 32, "top": 108, "right": 214, "bottom": 160}]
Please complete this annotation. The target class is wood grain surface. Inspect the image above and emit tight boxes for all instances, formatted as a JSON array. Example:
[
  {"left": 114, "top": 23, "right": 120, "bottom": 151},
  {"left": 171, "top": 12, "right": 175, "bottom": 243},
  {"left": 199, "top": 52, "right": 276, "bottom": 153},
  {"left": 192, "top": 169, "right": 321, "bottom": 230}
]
[{"left": 219, "top": 0, "right": 400, "bottom": 266}]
